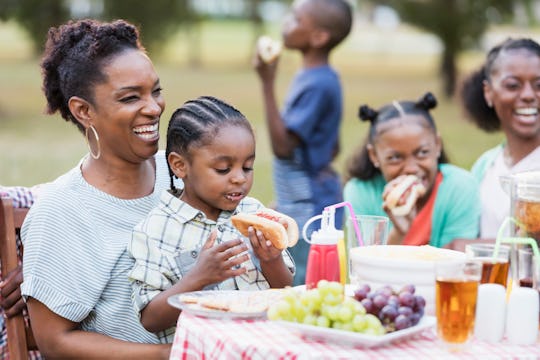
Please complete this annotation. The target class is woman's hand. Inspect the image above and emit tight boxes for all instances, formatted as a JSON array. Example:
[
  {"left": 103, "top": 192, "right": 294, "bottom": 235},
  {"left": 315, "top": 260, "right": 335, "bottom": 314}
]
[
  {"left": 189, "top": 230, "right": 249, "bottom": 287},
  {"left": 0, "top": 265, "right": 26, "bottom": 318}
]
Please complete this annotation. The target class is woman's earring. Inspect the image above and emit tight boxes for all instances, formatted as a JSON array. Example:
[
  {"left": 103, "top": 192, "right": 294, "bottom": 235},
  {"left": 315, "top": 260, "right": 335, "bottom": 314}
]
[
  {"left": 487, "top": 101, "right": 493, "bottom": 108},
  {"left": 373, "top": 161, "right": 380, "bottom": 168},
  {"left": 85, "top": 124, "right": 101, "bottom": 160}
]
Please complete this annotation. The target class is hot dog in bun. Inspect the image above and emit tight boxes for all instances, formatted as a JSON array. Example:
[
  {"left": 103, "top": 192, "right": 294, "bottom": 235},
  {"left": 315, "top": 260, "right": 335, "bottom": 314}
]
[
  {"left": 384, "top": 175, "right": 426, "bottom": 216},
  {"left": 231, "top": 208, "right": 299, "bottom": 250},
  {"left": 257, "top": 35, "right": 282, "bottom": 64}
]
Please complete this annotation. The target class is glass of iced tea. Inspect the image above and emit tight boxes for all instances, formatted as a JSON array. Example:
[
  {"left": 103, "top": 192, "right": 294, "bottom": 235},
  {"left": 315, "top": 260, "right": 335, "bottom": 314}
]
[
  {"left": 435, "top": 259, "right": 482, "bottom": 351},
  {"left": 465, "top": 244, "right": 510, "bottom": 287}
]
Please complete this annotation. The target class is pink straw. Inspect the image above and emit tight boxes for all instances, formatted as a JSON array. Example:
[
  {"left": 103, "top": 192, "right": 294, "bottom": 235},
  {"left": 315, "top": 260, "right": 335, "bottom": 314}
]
[{"left": 324, "top": 201, "right": 364, "bottom": 246}]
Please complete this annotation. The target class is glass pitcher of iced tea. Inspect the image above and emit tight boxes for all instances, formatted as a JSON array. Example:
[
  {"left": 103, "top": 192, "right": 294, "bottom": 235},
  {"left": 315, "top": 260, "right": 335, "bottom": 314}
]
[
  {"left": 500, "top": 171, "right": 540, "bottom": 290},
  {"left": 500, "top": 171, "right": 540, "bottom": 245}
]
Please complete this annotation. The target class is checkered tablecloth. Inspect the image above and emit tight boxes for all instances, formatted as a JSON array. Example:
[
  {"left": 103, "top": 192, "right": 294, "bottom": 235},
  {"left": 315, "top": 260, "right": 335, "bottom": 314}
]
[{"left": 169, "top": 313, "right": 540, "bottom": 359}]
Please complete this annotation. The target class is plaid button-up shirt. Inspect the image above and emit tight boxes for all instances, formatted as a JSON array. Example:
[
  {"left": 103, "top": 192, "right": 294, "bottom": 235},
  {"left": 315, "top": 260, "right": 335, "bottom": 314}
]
[{"left": 128, "top": 190, "right": 295, "bottom": 342}]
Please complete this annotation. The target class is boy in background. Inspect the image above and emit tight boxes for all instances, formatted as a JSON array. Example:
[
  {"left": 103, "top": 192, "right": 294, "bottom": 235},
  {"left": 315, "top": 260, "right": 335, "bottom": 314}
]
[{"left": 254, "top": 0, "right": 353, "bottom": 285}]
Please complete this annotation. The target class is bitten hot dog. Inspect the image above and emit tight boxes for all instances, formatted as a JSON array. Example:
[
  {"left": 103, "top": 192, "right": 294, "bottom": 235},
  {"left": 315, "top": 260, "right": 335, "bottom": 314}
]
[
  {"left": 384, "top": 175, "right": 426, "bottom": 216},
  {"left": 257, "top": 35, "right": 282, "bottom": 64},
  {"left": 231, "top": 208, "right": 299, "bottom": 250}
]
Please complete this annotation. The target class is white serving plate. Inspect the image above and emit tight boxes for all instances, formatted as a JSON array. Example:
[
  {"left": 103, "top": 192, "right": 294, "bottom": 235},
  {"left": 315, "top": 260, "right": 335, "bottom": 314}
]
[
  {"left": 276, "top": 315, "right": 436, "bottom": 348},
  {"left": 168, "top": 290, "right": 285, "bottom": 320}
]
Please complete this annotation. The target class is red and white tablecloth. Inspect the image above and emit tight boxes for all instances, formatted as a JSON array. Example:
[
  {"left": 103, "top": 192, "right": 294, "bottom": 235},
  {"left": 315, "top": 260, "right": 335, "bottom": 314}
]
[{"left": 169, "top": 312, "right": 540, "bottom": 359}]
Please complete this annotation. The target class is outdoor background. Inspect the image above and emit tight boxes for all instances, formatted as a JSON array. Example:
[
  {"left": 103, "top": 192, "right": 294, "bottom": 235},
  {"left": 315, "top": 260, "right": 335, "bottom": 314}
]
[{"left": 1, "top": 1, "right": 539, "bottom": 206}]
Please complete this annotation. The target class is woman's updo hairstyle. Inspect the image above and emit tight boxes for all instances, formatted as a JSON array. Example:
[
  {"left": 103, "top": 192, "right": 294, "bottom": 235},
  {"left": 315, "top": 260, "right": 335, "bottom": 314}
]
[
  {"left": 41, "top": 19, "right": 144, "bottom": 132},
  {"left": 346, "top": 92, "right": 447, "bottom": 181},
  {"left": 460, "top": 37, "right": 540, "bottom": 132}
]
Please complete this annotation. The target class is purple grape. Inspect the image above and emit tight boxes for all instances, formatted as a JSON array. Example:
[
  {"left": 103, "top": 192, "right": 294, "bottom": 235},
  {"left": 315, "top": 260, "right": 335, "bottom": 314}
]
[
  {"left": 360, "top": 284, "right": 371, "bottom": 293},
  {"left": 397, "top": 306, "right": 413, "bottom": 317},
  {"left": 394, "top": 314, "right": 412, "bottom": 330},
  {"left": 400, "top": 284, "right": 416, "bottom": 294},
  {"left": 361, "top": 298, "right": 374, "bottom": 314},
  {"left": 373, "top": 294, "right": 388, "bottom": 309},
  {"left": 398, "top": 292, "right": 415, "bottom": 307},
  {"left": 387, "top": 295, "right": 399, "bottom": 308},
  {"left": 354, "top": 288, "right": 368, "bottom": 301},
  {"left": 380, "top": 304, "right": 398, "bottom": 321},
  {"left": 414, "top": 295, "right": 426, "bottom": 309},
  {"left": 379, "top": 286, "right": 394, "bottom": 298}
]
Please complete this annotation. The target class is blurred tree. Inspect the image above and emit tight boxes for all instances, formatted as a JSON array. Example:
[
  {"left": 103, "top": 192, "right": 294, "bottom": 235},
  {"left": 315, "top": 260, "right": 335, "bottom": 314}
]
[
  {"left": 103, "top": 0, "right": 194, "bottom": 56},
  {"left": 0, "top": 0, "right": 196, "bottom": 56},
  {"left": 376, "top": 0, "right": 515, "bottom": 97},
  {"left": 0, "top": 0, "right": 70, "bottom": 52}
]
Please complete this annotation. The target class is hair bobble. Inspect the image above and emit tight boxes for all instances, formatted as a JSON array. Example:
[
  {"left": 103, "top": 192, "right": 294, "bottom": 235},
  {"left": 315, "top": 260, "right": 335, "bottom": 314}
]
[
  {"left": 416, "top": 92, "right": 437, "bottom": 111},
  {"left": 358, "top": 105, "right": 378, "bottom": 123}
]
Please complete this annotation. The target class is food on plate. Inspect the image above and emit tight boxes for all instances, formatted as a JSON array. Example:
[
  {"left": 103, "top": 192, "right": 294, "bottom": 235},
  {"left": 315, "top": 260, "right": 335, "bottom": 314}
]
[
  {"left": 267, "top": 280, "right": 386, "bottom": 335},
  {"left": 353, "top": 283, "right": 426, "bottom": 332},
  {"left": 384, "top": 175, "right": 426, "bottom": 216},
  {"left": 178, "top": 289, "right": 287, "bottom": 314},
  {"left": 231, "top": 208, "right": 299, "bottom": 249},
  {"left": 257, "top": 35, "right": 282, "bottom": 64}
]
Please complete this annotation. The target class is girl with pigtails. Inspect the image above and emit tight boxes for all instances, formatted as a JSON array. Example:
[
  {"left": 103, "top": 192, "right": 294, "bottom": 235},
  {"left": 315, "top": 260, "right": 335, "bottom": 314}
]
[{"left": 343, "top": 92, "right": 481, "bottom": 248}]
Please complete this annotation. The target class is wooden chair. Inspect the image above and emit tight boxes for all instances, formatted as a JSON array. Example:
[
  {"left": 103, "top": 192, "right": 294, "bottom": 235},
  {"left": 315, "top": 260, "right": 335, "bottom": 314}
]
[{"left": 0, "top": 197, "right": 37, "bottom": 360}]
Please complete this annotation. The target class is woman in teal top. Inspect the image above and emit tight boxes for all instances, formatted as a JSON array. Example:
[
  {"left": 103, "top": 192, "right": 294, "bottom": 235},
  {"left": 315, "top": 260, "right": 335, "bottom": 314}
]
[{"left": 343, "top": 92, "right": 480, "bottom": 248}]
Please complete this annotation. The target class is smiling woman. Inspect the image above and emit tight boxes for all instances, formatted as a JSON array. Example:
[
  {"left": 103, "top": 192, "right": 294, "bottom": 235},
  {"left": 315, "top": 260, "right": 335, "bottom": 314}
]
[
  {"left": 20, "top": 19, "right": 177, "bottom": 359},
  {"left": 460, "top": 37, "right": 540, "bottom": 239}
]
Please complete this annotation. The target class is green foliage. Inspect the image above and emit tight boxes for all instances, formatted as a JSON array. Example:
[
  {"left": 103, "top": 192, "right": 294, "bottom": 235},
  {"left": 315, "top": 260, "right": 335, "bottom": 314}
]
[
  {"left": 102, "top": 0, "right": 194, "bottom": 54},
  {"left": 375, "top": 0, "right": 515, "bottom": 96},
  {"left": 0, "top": 0, "right": 70, "bottom": 53},
  {"left": 0, "top": 0, "right": 195, "bottom": 55}
]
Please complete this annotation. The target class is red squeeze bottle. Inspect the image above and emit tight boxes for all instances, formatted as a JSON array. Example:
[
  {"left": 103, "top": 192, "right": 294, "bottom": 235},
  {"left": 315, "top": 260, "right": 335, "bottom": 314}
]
[{"left": 304, "top": 208, "right": 341, "bottom": 289}]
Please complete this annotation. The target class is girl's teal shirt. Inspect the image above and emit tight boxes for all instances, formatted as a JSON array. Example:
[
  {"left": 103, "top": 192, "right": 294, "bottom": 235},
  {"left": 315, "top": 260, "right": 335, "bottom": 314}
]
[{"left": 343, "top": 164, "right": 481, "bottom": 248}]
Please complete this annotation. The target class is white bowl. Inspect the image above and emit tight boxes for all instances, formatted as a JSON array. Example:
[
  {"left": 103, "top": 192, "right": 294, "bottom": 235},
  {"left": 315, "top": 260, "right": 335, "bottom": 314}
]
[{"left": 349, "top": 245, "right": 466, "bottom": 315}]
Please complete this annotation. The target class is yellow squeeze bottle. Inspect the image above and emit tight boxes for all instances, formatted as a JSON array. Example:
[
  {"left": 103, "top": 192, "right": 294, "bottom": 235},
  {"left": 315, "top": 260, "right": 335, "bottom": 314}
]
[{"left": 337, "top": 232, "right": 347, "bottom": 285}]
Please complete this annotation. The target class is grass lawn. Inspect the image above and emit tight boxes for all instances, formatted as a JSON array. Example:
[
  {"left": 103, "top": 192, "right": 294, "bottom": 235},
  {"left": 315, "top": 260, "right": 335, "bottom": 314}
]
[{"left": 0, "top": 19, "right": 509, "bottom": 205}]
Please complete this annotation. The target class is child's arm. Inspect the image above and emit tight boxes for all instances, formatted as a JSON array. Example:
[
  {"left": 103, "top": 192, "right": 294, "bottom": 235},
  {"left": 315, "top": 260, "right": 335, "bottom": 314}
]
[
  {"left": 254, "top": 57, "right": 300, "bottom": 158},
  {"left": 246, "top": 227, "right": 294, "bottom": 288},
  {"left": 138, "top": 231, "right": 250, "bottom": 332}
]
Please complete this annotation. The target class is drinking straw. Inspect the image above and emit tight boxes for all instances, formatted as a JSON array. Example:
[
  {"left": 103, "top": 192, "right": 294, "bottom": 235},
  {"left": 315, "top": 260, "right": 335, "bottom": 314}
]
[
  {"left": 324, "top": 201, "right": 364, "bottom": 246},
  {"left": 494, "top": 217, "right": 540, "bottom": 259}
]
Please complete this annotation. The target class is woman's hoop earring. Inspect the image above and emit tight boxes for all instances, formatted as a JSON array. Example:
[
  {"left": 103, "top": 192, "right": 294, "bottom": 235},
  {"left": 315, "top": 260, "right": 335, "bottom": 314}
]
[{"left": 85, "top": 125, "right": 101, "bottom": 160}]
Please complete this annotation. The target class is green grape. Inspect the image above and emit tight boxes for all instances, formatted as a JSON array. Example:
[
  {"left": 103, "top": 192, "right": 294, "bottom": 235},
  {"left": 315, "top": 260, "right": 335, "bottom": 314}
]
[
  {"left": 316, "top": 315, "right": 331, "bottom": 328},
  {"left": 267, "top": 305, "right": 281, "bottom": 321},
  {"left": 327, "top": 281, "right": 344, "bottom": 296},
  {"left": 274, "top": 300, "right": 292, "bottom": 317},
  {"left": 325, "top": 305, "right": 340, "bottom": 321},
  {"left": 341, "top": 322, "right": 354, "bottom": 332},
  {"left": 317, "top": 279, "right": 330, "bottom": 290},
  {"left": 352, "top": 314, "right": 367, "bottom": 332},
  {"left": 337, "top": 305, "right": 353, "bottom": 322},
  {"left": 331, "top": 321, "right": 343, "bottom": 330},
  {"left": 303, "top": 314, "right": 318, "bottom": 326},
  {"left": 293, "top": 299, "right": 306, "bottom": 322},
  {"left": 323, "top": 292, "right": 343, "bottom": 306},
  {"left": 300, "top": 289, "right": 323, "bottom": 311},
  {"left": 365, "top": 313, "right": 383, "bottom": 329}
]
